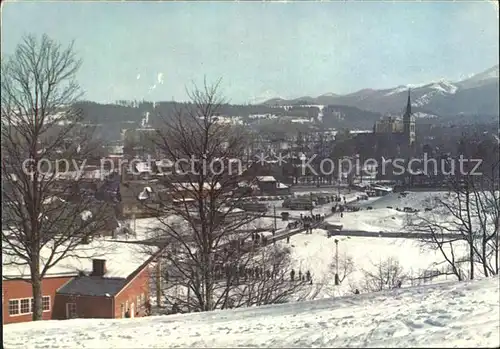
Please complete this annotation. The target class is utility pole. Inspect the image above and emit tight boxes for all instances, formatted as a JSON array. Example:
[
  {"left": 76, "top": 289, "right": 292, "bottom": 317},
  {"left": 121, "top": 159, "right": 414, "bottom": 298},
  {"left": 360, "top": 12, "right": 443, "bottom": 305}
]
[
  {"left": 156, "top": 259, "right": 162, "bottom": 308},
  {"left": 133, "top": 213, "right": 137, "bottom": 238},
  {"left": 334, "top": 239, "right": 340, "bottom": 285},
  {"left": 273, "top": 205, "right": 277, "bottom": 232}
]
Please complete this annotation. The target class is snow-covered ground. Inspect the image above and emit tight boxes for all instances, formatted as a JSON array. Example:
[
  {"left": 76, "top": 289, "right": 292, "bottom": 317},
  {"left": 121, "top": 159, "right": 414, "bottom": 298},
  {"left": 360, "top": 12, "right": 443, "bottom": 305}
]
[
  {"left": 327, "top": 209, "right": 407, "bottom": 232},
  {"left": 284, "top": 229, "right": 469, "bottom": 297},
  {"left": 326, "top": 191, "right": 451, "bottom": 232},
  {"left": 4, "top": 278, "right": 499, "bottom": 348},
  {"left": 350, "top": 191, "right": 446, "bottom": 210}
]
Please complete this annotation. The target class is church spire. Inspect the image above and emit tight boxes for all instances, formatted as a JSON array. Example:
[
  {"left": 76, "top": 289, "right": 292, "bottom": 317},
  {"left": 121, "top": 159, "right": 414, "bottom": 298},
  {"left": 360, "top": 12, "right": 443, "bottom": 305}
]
[
  {"left": 405, "top": 89, "right": 411, "bottom": 117},
  {"left": 403, "top": 88, "right": 415, "bottom": 147}
]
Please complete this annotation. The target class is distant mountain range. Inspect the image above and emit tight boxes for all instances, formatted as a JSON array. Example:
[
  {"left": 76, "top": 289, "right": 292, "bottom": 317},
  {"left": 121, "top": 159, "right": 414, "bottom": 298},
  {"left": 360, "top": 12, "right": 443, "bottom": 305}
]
[
  {"left": 262, "top": 65, "right": 499, "bottom": 118},
  {"left": 74, "top": 65, "right": 498, "bottom": 142}
]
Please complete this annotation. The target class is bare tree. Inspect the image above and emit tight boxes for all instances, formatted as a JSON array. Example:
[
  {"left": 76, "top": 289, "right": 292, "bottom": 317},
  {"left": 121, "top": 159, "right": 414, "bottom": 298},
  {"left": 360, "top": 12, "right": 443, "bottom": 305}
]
[
  {"left": 1, "top": 34, "right": 112, "bottom": 320},
  {"left": 406, "top": 154, "right": 499, "bottom": 281},
  {"left": 355, "top": 257, "right": 407, "bottom": 293},
  {"left": 156, "top": 241, "right": 318, "bottom": 313},
  {"left": 329, "top": 251, "right": 355, "bottom": 284},
  {"left": 229, "top": 244, "right": 320, "bottom": 307},
  {"left": 141, "top": 80, "right": 312, "bottom": 313}
]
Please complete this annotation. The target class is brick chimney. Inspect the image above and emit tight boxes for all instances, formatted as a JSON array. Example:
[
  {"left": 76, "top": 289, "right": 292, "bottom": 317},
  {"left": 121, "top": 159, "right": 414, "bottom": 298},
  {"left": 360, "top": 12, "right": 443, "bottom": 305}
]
[{"left": 91, "top": 259, "right": 107, "bottom": 277}]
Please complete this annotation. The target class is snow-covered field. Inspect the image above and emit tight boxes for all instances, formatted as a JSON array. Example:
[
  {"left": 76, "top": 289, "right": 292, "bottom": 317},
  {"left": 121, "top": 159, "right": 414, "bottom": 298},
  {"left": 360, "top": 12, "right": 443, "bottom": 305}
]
[
  {"left": 327, "top": 209, "right": 408, "bottom": 232},
  {"left": 326, "top": 191, "right": 451, "bottom": 232},
  {"left": 4, "top": 278, "right": 499, "bottom": 348},
  {"left": 350, "top": 191, "right": 446, "bottom": 210},
  {"left": 285, "top": 229, "right": 469, "bottom": 297}
]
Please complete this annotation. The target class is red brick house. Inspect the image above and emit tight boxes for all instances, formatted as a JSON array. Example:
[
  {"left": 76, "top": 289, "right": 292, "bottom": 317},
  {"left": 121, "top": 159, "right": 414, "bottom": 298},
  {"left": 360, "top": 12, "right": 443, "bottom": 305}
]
[
  {"left": 2, "top": 239, "right": 163, "bottom": 324},
  {"left": 2, "top": 274, "right": 76, "bottom": 324}
]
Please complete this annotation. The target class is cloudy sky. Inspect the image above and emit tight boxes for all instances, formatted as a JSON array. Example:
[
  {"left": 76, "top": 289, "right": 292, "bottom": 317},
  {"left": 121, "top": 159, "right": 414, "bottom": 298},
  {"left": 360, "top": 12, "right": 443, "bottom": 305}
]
[{"left": 1, "top": 0, "right": 498, "bottom": 104}]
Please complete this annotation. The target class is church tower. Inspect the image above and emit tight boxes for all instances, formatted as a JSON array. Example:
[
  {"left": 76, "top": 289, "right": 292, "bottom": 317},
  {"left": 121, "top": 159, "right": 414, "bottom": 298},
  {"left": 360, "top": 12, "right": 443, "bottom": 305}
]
[{"left": 403, "top": 89, "right": 416, "bottom": 146}]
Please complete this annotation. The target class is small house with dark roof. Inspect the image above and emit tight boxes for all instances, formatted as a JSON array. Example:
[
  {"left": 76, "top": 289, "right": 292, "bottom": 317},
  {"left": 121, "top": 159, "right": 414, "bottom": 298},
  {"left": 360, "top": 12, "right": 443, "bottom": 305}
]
[
  {"left": 256, "top": 176, "right": 291, "bottom": 196},
  {"left": 2, "top": 239, "right": 164, "bottom": 324}
]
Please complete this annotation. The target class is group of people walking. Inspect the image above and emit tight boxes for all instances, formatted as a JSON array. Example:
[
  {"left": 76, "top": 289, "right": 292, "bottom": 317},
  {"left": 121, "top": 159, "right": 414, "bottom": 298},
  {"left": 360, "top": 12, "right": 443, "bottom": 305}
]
[
  {"left": 290, "top": 269, "right": 313, "bottom": 284},
  {"left": 300, "top": 213, "right": 325, "bottom": 234}
]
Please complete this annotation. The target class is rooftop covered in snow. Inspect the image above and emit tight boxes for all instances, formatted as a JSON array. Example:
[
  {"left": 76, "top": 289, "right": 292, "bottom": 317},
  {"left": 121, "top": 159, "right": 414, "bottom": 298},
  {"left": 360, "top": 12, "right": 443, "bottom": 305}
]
[{"left": 2, "top": 238, "right": 158, "bottom": 280}]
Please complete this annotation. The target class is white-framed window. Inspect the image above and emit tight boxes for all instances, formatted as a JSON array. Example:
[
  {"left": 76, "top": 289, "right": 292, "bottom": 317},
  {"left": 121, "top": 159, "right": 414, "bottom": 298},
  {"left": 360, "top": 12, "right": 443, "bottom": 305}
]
[
  {"left": 42, "top": 296, "right": 50, "bottom": 311},
  {"left": 20, "top": 298, "right": 31, "bottom": 314},
  {"left": 8, "top": 296, "right": 52, "bottom": 316},
  {"left": 8, "top": 299, "right": 19, "bottom": 315},
  {"left": 141, "top": 293, "right": 145, "bottom": 305},
  {"left": 121, "top": 303, "right": 125, "bottom": 318},
  {"left": 136, "top": 295, "right": 141, "bottom": 308}
]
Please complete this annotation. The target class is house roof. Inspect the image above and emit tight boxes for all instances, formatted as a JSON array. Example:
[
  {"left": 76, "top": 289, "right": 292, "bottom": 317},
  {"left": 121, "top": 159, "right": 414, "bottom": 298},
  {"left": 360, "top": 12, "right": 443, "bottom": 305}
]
[
  {"left": 257, "top": 176, "right": 276, "bottom": 182},
  {"left": 134, "top": 162, "right": 152, "bottom": 173},
  {"left": 57, "top": 276, "right": 128, "bottom": 297}
]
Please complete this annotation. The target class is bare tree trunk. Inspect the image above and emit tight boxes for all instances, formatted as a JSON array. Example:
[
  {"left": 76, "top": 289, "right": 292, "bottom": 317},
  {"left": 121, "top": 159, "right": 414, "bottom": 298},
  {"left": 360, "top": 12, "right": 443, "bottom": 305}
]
[
  {"left": 469, "top": 241, "right": 475, "bottom": 280},
  {"left": 2, "top": 34, "right": 111, "bottom": 320},
  {"left": 482, "top": 238, "right": 489, "bottom": 277},
  {"left": 31, "top": 275, "right": 43, "bottom": 321},
  {"left": 496, "top": 229, "right": 499, "bottom": 275},
  {"left": 30, "top": 252, "right": 43, "bottom": 321}
]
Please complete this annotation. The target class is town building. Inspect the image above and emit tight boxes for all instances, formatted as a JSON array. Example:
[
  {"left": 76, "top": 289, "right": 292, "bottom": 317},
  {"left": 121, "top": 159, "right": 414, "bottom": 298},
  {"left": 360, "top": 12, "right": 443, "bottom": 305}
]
[
  {"left": 2, "top": 239, "right": 163, "bottom": 324},
  {"left": 256, "top": 176, "right": 291, "bottom": 196},
  {"left": 374, "top": 90, "right": 416, "bottom": 146},
  {"left": 374, "top": 116, "right": 404, "bottom": 134},
  {"left": 346, "top": 90, "right": 417, "bottom": 161}
]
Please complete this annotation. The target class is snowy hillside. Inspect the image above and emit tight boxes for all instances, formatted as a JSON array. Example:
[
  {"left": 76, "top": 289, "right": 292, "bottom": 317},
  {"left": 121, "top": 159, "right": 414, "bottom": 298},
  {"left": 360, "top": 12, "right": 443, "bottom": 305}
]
[
  {"left": 412, "top": 81, "right": 458, "bottom": 107},
  {"left": 4, "top": 278, "right": 499, "bottom": 348},
  {"left": 457, "top": 64, "right": 499, "bottom": 89}
]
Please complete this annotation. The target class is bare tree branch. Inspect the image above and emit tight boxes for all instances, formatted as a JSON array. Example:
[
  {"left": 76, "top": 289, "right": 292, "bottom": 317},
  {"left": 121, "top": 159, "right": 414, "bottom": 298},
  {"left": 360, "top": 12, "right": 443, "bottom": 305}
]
[
  {"left": 1, "top": 34, "right": 113, "bottom": 321},
  {"left": 140, "top": 80, "right": 312, "bottom": 313}
]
